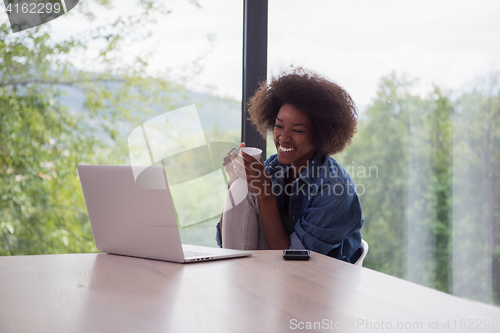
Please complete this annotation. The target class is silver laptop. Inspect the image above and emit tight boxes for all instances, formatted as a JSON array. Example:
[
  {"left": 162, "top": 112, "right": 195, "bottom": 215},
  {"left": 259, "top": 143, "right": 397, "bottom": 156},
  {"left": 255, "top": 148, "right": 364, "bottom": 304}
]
[{"left": 77, "top": 165, "right": 253, "bottom": 263}]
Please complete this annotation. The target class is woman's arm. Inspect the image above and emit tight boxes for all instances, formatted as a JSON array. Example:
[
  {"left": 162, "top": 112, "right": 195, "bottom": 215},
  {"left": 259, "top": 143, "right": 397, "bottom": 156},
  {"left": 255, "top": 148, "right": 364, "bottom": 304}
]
[
  {"left": 257, "top": 192, "right": 289, "bottom": 249},
  {"left": 293, "top": 182, "right": 363, "bottom": 259}
]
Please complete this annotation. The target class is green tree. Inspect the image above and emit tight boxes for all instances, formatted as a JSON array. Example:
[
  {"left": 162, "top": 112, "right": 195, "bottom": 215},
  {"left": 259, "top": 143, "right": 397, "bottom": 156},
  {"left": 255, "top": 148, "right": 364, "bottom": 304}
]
[
  {"left": 450, "top": 73, "right": 500, "bottom": 304},
  {"left": 428, "top": 86, "right": 453, "bottom": 293},
  {"left": 337, "top": 73, "right": 419, "bottom": 278},
  {"left": 0, "top": 1, "right": 196, "bottom": 255},
  {"left": 338, "top": 71, "right": 499, "bottom": 305}
]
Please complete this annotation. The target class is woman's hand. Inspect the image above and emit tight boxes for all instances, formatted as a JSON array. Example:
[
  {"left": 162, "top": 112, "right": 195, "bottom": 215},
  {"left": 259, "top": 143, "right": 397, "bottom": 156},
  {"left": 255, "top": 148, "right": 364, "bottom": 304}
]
[
  {"left": 223, "top": 142, "right": 245, "bottom": 188},
  {"left": 232, "top": 150, "right": 272, "bottom": 199}
]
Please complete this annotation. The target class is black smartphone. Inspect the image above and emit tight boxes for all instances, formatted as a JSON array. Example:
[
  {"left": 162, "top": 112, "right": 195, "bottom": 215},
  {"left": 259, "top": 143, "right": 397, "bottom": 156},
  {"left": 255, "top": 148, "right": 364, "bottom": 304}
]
[{"left": 283, "top": 249, "right": 311, "bottom": 260}]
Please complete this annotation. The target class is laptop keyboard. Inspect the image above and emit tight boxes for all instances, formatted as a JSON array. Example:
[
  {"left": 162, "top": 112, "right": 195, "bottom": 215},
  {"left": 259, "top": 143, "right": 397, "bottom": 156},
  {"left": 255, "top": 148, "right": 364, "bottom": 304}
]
[{"left": 184, "top": 250, "right": 214, "bottom": 258}]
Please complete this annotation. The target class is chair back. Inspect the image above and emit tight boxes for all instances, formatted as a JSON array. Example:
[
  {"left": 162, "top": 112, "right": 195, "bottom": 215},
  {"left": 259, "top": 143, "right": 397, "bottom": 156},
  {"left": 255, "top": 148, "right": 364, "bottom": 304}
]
[{"left": 354, "top": 239, "right": 369, "bottom": 266}]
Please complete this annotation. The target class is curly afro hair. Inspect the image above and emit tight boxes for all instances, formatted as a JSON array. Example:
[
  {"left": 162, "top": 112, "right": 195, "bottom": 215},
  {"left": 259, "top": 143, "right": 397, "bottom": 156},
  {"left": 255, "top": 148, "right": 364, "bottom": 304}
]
[{"left": 247, "top": 66, "right": 358, "bottom": 156}]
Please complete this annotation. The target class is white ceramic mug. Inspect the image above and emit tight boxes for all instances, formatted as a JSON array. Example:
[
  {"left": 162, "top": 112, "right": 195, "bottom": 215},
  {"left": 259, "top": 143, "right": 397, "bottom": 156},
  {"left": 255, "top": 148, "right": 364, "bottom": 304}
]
[{"left": 234, "top": 147, "right": 262, "bottom": 179}]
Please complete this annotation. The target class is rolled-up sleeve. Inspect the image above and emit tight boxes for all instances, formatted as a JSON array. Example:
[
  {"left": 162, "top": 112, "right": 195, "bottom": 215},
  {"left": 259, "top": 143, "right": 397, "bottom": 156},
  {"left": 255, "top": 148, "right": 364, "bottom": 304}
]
[{"left": 293, "top": 182, "right": 364, "bottom": 258}]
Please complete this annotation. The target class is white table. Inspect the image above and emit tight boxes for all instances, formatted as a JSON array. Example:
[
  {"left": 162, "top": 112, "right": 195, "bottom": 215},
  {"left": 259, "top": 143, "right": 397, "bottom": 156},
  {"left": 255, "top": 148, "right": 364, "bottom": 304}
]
[{"left": 1, "top": 251, "right": 499, "bottom": 332}]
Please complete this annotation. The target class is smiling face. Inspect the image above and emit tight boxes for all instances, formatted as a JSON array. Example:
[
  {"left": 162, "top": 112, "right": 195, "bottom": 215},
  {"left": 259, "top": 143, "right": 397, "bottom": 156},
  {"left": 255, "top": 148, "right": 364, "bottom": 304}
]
[{"left": 274, "top": 103, "right": 316, "bottom": 173}]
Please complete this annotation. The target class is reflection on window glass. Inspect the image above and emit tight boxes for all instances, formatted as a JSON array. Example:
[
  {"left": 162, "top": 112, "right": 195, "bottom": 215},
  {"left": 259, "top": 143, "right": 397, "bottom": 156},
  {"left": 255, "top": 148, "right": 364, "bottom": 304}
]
[
  {"left": 0, "top": 1, "right": 242, "bottom": 255},
  {"left": 269, "top": 0, "right": 500, "bottom": 306}
]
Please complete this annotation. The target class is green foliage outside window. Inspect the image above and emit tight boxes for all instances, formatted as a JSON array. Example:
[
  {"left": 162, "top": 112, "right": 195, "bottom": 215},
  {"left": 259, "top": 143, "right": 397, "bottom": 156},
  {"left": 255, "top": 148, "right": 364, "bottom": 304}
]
[
  {"left": 0, "top": 1, "right": 191, "bottom": 255},
  {"left": 336, "top": 72, "right": 500, "bottom": 305}
]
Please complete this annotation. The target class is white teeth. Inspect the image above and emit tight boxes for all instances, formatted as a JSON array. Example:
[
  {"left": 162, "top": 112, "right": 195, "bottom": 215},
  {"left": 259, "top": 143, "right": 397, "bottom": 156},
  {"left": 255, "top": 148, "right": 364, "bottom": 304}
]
[{"left": 280, "top": 145, "right": 295, "bottom": 152}]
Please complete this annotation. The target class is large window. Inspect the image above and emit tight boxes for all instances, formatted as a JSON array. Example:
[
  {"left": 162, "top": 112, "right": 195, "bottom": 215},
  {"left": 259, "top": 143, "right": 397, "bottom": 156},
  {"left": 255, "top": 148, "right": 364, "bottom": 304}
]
[
  {"left": 0, "top": 1, "right": 242, "bottom": 254},
  {"left": 2, "top": 0, "right": 499, "bottom": 308},
  {"left": 268, "top": 0, "right": 500, "bottom": 305}
]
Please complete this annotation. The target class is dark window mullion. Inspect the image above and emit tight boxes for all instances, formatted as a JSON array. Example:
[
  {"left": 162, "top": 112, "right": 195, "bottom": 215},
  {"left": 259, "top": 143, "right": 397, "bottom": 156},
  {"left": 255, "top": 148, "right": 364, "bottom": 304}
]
[{"left": 242, "top": 0, "right": 268, "bottom": 159}]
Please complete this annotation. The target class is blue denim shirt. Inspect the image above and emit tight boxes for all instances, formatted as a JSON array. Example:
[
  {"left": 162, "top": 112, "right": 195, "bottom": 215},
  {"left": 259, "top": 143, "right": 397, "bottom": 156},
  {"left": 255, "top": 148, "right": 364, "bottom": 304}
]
[{"left": 216, "top": 154, "right": 364, "bottom": 263}]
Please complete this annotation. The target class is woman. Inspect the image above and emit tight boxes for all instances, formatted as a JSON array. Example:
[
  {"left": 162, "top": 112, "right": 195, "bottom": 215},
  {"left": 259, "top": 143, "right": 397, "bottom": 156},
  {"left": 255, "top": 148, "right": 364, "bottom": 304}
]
[{"left": 216, "top": 67, "right": 364, "bottom": 263}]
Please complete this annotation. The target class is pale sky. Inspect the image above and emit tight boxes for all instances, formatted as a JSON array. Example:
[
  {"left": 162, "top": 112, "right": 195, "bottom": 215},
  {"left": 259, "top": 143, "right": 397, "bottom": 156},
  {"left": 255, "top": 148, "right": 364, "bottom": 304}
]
[{"left": 2, "top": 0, "right": 500, "bottom": 106}]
